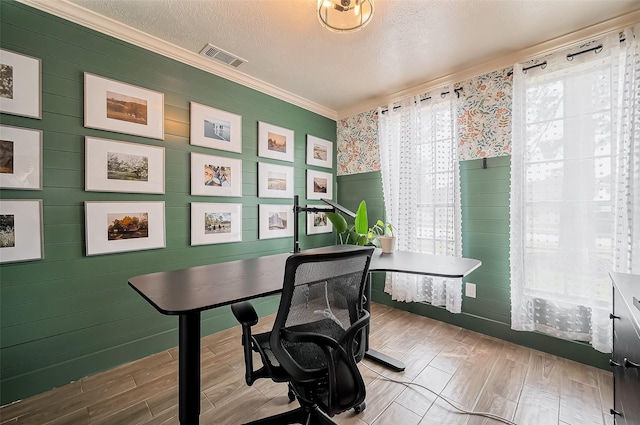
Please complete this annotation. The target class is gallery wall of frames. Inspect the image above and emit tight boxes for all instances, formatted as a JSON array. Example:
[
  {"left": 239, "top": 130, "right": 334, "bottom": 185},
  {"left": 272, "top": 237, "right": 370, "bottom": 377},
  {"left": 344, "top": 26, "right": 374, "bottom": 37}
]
[{"left": 0, "top": 1, "right": 337, "bottom": 406}]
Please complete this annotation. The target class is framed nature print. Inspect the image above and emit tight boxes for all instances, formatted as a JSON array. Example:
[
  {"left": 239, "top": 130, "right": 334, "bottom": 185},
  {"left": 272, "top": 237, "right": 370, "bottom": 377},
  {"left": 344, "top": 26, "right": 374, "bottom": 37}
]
[
  {"left": 258, "top": 121, "right": 294, "bottom": 162},
  {"left": 85, "top": 201, "right": 165, "bottom": 256},
  {"left": 191, "top": 152, "right": 242, "bottom": 197},
  {"left": 258, "top": 162, "right": 293, "bottom": 198},
  {"left": 306, "top": 207, "right": 333, "bottom": 235},
  {"left": 85, "top": 137, "right": 164, "bottom": 194},
  {"left": 190, "top": 102, "right": 242, "bottom": 153},
  {"left": 0, "top": 199, "right": 43, "bottom": 263},
  {"left": 0, "top": 49, "right": 41, "bottom": 119},
  {"left": 84, "top": 73, "right": 164, "bottom": 140},
  {"left": 259, "top": 204, "right": 294, "bottom": 240},
  {"left": 191, "top": 202, "right": 242, "bottom": 246},
  {"left": 306, "top": 169, "right": 333, "bottom": 200},
  {"left": 306, "top": 135, "right": 333, "bottom": 168},
  {"left": 0, "top": 125, "right": 42, "bottom": 190}
]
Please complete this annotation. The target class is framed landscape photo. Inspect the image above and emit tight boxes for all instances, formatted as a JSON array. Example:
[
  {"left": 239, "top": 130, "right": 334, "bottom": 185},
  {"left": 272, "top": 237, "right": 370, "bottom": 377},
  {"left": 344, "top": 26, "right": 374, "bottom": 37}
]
[
  {"left": 258, "top": 162, "right": 293, "bottom": 198},
  {"left": 0, "top": 199, "right": 43, "bottom": 263},
  {"left": 258, "top": 121, "right": 294, "bottom": 162},
  {"left": 0, "top": 125, "right": 42, "bottom": 190},
  {"left": 306, "top": 207, "right": 333, "bottom": 235},
  {"left": 85, "top": 201, "right": 165, "bottom": 256},
  {"left": 306, "top": 135, "right": 333, "bottom": 168},
  {"left": 190, "top": 102, "right": 242, "bottom": 153},
  {"left": 84, "top": 73, "right": 164, "bottom": 140},
  {"left": 259, "top": 204, "right": 294, "bottom": 240},
  {"left": 85, "top": 137, "right": 164, "bottom": 194},
  {"left": 306, "top": 169, "right": 333, "bottom": 200},
  {"left": 0, "top": 49, "right": 41, "bottom": 119},
  {"left": 191, "top": 202, "right": 242, "bottom": 246},
  {"left": 191, "top": 152, "right": 242, "bottom": 197}
]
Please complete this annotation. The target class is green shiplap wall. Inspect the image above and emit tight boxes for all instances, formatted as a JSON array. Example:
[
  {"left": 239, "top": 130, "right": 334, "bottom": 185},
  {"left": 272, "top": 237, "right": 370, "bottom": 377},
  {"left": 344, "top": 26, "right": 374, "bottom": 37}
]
[
  {"left": 336, "top": 158, "right": 609, "bottom": 369},
  {"left": 0, "top": 1, "right": 336, "bottom": 405}
]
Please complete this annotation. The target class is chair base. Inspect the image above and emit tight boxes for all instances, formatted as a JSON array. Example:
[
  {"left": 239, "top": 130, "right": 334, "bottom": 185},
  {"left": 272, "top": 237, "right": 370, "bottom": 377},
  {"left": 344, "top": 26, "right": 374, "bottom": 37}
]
[{"left": 242, "top": 405, "right": 336, "bottom": 425}]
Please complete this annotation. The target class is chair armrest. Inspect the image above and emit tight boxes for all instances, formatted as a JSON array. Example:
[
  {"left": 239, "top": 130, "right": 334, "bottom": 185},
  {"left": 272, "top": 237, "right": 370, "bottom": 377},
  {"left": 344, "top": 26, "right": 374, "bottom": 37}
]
[{"left": 231, "top": 301, "right": 258, "bottom": 327}]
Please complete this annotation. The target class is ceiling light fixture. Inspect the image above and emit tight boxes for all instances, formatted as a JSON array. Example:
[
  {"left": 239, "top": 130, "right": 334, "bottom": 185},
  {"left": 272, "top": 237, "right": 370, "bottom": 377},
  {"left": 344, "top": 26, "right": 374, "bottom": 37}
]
[{"left": 317, "top": 0, "right": 374, "bottom": 33}]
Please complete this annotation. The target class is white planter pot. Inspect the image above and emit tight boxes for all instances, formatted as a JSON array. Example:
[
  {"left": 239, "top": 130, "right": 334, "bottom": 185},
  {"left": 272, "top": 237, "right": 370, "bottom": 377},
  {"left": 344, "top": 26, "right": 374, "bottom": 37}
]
[{"left": 380, "top": 236, "right": 395, "bottom": 253}]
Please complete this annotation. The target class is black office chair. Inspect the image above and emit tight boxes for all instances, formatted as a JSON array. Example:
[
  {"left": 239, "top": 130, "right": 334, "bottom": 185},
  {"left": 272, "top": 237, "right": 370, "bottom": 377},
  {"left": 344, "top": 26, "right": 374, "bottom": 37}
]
[{"left": 231, "top": 245, "right": 375, "bottom": 425}]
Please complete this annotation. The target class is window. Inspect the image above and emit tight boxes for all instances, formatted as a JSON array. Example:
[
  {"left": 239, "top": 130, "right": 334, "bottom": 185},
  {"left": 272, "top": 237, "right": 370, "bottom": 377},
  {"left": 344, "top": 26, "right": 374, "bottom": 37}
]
[
  {"left": 510, "top": 28, "right": 639, "bottom": 353},
  {"left": 378, "top": 92, "right": 462, "bottom": 312}
]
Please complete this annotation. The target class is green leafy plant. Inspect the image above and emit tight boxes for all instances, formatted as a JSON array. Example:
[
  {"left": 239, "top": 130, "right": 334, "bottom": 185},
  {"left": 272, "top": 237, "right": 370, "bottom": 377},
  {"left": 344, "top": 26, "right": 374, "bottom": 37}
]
[{"left": 326, "top": 200, "right": 393, "bottom": 246}]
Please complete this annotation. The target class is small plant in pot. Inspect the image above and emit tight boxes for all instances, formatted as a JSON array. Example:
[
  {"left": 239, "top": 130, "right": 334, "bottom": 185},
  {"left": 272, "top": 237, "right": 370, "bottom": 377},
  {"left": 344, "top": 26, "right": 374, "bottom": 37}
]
[
  {"left": 326, "top": 200, "right": 395, "bottom": 252},
  {"left": 370, "top": 219, "right": 395, "bottom": 253}
]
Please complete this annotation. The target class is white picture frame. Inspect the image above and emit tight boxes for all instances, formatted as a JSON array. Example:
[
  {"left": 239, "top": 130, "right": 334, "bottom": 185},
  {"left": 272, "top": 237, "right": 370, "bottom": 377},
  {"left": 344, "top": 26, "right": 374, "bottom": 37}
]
[
  {"left": 306, "top": 207, "right": 333, "bottom": 235},
  {"left": 85, "top": 137, "right": 165, "bottom": 194},
  {"left": 258, "top": 162, "right": 294, "bottom": 198},
  {"left": 0, "top": 199, "right": 43, "bottom": 263},
  {"left": 84, "top": 73, "right": 164, "bottom": 140},
  {"left": 191, "top": 152, "right": 242, "bottom": 197},
  {"left": 190, "top": 102, "right": 242, "bottom": 153},
  {"left": 259, "top": 204, "right": 294, "bottom": 240},
  {"left": 258, "top": 121, "right": 294, "bottom": 162},
  {"left": 191, "top": 202, "right": 242, "bottom": 246},
  {"left": 0, "top": 49, "right": 41, "bottom": 119},
  {"left": 306, "top": 169, "right": 333, "bottom": 200},
  {"left": 0, "top": 125, "right": 42, "bottom": 190},
  {"left": 85, "top": 201, "right": 165, "bottom": 256},
  {"left": 306, "top": 135, "right": 333, "bottom": 169}
]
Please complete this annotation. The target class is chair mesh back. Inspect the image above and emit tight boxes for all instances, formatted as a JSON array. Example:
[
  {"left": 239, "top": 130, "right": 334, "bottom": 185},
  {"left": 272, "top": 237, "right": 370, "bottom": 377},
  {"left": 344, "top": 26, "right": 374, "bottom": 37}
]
[{"left": 276, "top": 252, "right": 370, "bottom": 371}]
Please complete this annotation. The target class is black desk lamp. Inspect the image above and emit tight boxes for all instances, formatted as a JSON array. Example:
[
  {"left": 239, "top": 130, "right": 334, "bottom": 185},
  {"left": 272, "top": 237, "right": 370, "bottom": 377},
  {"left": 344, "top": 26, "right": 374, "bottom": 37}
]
[{"left": 292, "top": 195, "right": 355, "bottom": 253}]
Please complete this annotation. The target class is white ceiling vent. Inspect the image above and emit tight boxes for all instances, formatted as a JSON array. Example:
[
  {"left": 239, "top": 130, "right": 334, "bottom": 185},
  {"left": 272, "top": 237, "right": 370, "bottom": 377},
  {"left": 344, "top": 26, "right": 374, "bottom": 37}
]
[{"left": 199, "top": 44, "right": 246, "bottom": 68}]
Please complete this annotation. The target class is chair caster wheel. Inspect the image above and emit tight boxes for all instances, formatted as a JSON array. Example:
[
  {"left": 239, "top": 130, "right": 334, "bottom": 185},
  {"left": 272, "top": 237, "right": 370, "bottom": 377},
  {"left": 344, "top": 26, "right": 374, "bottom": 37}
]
[{"left": 354, "top": 402, "right": 366, "bottom": 414}]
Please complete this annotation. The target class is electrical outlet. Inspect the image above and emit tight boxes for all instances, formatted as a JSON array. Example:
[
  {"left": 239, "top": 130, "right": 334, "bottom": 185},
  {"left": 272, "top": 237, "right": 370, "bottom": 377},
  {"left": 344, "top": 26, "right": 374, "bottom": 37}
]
[{"left": 465, "top": 282, "right": 476, "bottom": 298}]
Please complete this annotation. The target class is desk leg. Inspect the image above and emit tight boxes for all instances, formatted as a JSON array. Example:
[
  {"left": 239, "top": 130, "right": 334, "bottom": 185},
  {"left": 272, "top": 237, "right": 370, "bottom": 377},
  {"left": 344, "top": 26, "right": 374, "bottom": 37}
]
[
  {"left": 179, "top": 312, "right": 201, "bottom": 425},
  {"left": 363, "top": 272, "right": 406, "bottom": 372}
]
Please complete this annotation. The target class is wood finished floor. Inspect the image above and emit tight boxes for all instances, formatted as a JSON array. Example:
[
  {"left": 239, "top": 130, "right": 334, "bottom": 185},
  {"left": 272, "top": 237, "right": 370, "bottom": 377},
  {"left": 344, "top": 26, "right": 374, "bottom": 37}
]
[{"left": 0, "top": 303, "right": 615, "bottom": 425}]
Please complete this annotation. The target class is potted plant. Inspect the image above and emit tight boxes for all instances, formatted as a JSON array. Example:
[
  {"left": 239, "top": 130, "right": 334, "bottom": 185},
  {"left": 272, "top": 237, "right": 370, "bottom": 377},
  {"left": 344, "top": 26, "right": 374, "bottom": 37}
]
[
  {"left": 370, "top": 219, "right": 395, "bottom": 253},
  {"left": 326, "top": 200, "right": 395, "bottom": 252}
]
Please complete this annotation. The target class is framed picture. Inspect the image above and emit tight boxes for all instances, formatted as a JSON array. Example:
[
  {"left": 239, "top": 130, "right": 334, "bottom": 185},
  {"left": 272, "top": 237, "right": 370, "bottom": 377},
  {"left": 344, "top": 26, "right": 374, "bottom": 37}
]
[
  {"left": 258, "top": 162, "right": 294, "bottom": 198},
  {"left": 307, "top": 207, "right": 333, "bottom": 235},
  {"left": 0, "top": 49, "right": 41, "bottom": 119},
  {"left": 0, "top": 125, "right": 42, "bottom": 190},
  {"left": 306, "top": 169, "right": 333, "bottom": 200},
  {"left": 0, "top": 199, "right": 43, "bottom": 263},
  {"left": 191, "top": 202, "right": 242, "bottom": 246},
  {"left": 190, "top": 102, "right": 242, "bottom": 153},
  {"left": 258, "top": 121, "right": 294, "bottom": 162},
  {"left": 191, "top": 152, "right": 242, "bottom": 197},
  {"left": 84, "top": 73, "right": 164, "bottom": 140},
  {"left": 258, "top": 204, "right": 294, "bottom": 240},
  {"left": 85, "top": 137, "right": 164, "bottom": 194},
  {"left": 85, "top": 201, "right": 165, "bottom": 256},
  {"left": 306, "top": 135, "right": 333, "bottom": 168}
]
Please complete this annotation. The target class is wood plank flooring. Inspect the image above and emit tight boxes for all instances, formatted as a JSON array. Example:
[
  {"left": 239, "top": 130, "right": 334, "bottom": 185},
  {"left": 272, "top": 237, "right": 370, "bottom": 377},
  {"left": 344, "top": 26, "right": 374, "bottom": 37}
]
[{"left": 0, "top": 303, "right": 615, "bottom": 425}]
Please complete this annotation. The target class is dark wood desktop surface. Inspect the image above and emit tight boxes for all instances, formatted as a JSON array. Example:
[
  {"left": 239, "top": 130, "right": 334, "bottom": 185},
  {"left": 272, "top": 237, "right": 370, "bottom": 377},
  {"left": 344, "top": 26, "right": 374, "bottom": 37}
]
[{"left": 128, "top": 247, "right": 482, "bottom": 316}]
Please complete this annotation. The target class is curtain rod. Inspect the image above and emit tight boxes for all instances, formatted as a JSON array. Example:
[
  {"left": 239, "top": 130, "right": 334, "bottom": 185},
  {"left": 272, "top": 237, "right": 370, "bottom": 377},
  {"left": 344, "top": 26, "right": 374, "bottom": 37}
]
[
  {"left": 379, "top": 88, "right": 463, "bottom": 114},
  {"left": 508, "top": 31, "right": 627, "bottom": 76}
]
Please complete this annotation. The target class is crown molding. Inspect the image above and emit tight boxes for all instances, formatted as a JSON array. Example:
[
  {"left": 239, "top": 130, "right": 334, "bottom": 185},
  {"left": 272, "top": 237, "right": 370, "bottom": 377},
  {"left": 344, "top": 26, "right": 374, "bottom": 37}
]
[
  {"left": 337, "top": 9, "right": 640, "bottom": 119},
  {"left": 16, "top": 0, "right": 339, "bottom": 121}
]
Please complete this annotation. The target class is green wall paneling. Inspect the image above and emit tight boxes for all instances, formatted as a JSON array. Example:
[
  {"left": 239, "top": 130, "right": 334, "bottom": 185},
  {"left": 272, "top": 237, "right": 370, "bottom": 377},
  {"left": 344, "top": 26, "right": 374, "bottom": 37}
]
[
  {"left": 337, "top": 160, "right": 609, "bottom": 370},
  {"left": 0, "top": 1, "right": 336, "bottom": 405}
]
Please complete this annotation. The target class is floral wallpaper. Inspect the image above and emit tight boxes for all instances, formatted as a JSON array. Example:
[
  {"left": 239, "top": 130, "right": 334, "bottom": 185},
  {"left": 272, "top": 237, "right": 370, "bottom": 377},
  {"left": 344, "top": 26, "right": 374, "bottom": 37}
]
[
  {"left": 336, "top": 67, "right": 514, "bottom": 175},
  {"left": 336, "top": 109, "right": 380, "bottom": 176},
  {"left": 457, "top": 67, "right": 513, "bottom": 160}
]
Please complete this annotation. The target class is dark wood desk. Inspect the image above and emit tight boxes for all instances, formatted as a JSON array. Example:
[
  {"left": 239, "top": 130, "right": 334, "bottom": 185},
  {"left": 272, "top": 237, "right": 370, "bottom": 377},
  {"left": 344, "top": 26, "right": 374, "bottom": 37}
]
[{"left": 129, "top": 247, "right": 481, "bottom": 425}]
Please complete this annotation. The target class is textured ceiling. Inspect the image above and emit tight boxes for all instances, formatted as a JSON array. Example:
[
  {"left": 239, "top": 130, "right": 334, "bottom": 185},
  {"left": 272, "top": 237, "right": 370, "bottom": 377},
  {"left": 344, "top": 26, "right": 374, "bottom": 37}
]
[{"left": 34, "top": 0, "right": 640, "bottom": 117}]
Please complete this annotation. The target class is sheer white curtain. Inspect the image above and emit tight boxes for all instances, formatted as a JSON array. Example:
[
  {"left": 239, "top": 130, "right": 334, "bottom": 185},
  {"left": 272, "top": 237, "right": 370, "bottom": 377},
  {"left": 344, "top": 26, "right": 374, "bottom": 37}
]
[
  {"left": 378, "top": 90, "right": 462, "bottom": 313},
  {"left": 510, "top": 25, "right": 639, "bottom": 353}
]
